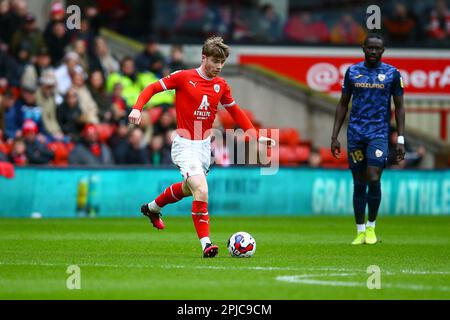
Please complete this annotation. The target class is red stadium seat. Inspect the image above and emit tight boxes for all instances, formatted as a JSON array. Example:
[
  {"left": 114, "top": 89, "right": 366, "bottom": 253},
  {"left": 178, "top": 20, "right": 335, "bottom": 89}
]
[
  {"left": 319, "top": 147, "right": 335, "bottom": 163},
  {"left": 293, "top": 145, "right": 311, "bottom": 163},
  {"left": 320, "top": 147, "right": 348, "bottom": 168},
  {"left": 95, "top": 123, "right": 115, "bottom": 143},
  {"left": 278, "top": 145, "right": 297, "bottom": 165},
  {"left": 279, "top": 128, "right": 301, "bottom": 146},
  {"left": 47, "top": 142, "right": 70, "bottom": 166}
]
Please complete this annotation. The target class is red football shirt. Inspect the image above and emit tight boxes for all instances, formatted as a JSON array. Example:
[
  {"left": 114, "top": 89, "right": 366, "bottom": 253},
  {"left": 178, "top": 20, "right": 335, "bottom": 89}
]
[{"left": 159, "top": 68, "right": 236, "bottom": 140}]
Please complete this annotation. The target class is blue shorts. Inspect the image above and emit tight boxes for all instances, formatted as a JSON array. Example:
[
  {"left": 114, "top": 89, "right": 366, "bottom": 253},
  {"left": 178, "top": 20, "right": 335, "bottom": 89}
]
[{"left": 347, "top": 138, "right": 388, "bottom": 170}]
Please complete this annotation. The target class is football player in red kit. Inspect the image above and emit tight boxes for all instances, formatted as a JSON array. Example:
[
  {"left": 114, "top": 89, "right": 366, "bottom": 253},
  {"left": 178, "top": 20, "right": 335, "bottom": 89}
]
[{"left": 128, "top": 36, "right": 274, "bottom": 257}]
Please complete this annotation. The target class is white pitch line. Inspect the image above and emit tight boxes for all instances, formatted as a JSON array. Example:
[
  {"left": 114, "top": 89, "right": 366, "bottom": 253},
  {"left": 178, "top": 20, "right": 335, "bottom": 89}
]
[
  {"left": 0, "top": 261, "right": 449, "bottom": 277},
  {"left": 276, "top": 274, "right": 450, "bottom": 292}
]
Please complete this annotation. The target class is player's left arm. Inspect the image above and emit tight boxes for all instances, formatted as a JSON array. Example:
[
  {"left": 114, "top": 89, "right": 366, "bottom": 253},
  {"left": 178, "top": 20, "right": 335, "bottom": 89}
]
[
  {"left": 222, "top": 83, "right": 275, "bottom": 146},
  {"left": 392, "top": 69, "right": 405, "bottom": 162}
]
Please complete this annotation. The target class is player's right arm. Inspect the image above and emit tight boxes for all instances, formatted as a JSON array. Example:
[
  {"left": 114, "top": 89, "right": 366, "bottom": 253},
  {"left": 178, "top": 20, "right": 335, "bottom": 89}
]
[
  {"left": 331, "top": 68, "right": 352, "bottom": 158},
  {"left": 128, "top": 71, "right": 183, "bottom": 124}
]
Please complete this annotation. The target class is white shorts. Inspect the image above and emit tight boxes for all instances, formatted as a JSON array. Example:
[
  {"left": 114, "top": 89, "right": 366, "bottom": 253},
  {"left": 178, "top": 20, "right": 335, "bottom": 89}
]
[{"left": 171, "top": 135, "right": 211, "bottom": 180}]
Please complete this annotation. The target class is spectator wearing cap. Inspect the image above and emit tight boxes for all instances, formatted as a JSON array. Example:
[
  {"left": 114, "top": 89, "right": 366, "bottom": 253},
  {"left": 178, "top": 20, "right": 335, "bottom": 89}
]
[
  {"left": 56, "top": 87, "right": 86, "bottom": 141},
  {"left": 54, "top": 51, "right": 83, "bottom": 96},
  {"left": 89, "top": 36, "right": 119, "bottom": 78},
  {"left": 71, "top": 67, "right": 99, "bottom": 124},
  {"left": 68, "top": 123, "right": 114, "bottom": 165},
  {"left": 22, "top": 119, "right": 54, "bottom": 164},
  {"left": 44, "top": 1, "right": 66, "bottom": 43},
  {"left": 21, "top": 47, "right": 54, "bottom": 90},
  {"left": 36, "top": 71, "right": 64, "bottom": 141},
  {"left": 12, "top": 83, "right": 46, "bottom": 139},
  {"left": 10, "top": 13, "right": 45, "bottom": 58},
  {"left": 135, "top": 36, "right": 166, "bottom": 77},
  {"left": 44, "top": 18, "right": 71, "bottom": 66}
]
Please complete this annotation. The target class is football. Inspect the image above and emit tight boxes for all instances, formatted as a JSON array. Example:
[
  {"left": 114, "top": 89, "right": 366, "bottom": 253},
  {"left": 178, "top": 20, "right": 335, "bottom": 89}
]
[{"left": 227, "top": 231, "right": 256, "bottom": 258}]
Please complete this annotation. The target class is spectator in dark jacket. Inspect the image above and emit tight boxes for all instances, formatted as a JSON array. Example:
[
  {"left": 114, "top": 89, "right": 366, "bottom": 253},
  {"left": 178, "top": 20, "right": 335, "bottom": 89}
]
[
  {"left": 10, "top": 13, "right": 45, "bottom": 58},
  {"left": 57, "top": 87, "right": 86, "bottom": 141},
  {"left": 0, "top": 0, "right": 16, "bottom": 45},
  {"left": 113, "top": 127, "right": 148, "bottom": 164},
  {"left": 135, "top": 36, "right": 165, "bottom": 77},
  {"left": 12, "top": 84, "right": 47, "bottom": 139},
  {"left": 0, "top": 89, "right": 17, "bottom": 141},
  {"left": 44, "top": 20, "right": 71, "bottom": 67},
  {"left": 0, "top": 43, "right": 21, "bottom": 87},
  {"left": 68, "top": 123, "right": 114, "bottom": 165},
  {"left": 22, "top": 119, "right": 54, "bottom": 164}
]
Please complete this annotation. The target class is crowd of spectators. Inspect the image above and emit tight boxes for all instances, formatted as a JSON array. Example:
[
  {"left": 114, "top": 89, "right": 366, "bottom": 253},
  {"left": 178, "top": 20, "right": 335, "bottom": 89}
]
[
  {"left": 146, "top": 0, "right": 450, "bottom": 46},
  {"left": 0, "top": 0, "right": 183, "bottom": 167},
  {"left": 0, "top": 0, "right": 432, "bottom": 170}
]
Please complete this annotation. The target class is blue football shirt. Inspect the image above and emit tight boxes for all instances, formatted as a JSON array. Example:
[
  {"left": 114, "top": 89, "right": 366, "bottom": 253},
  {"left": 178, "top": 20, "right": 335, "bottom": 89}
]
[{"left": 342, "top": 61, "right": 404, "bottom": 141}]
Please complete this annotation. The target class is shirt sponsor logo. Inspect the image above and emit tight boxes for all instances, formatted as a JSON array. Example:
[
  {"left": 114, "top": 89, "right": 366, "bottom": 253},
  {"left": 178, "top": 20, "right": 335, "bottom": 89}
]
[{"left": 354, "top": 82, "right": 385, "bottom": 89}]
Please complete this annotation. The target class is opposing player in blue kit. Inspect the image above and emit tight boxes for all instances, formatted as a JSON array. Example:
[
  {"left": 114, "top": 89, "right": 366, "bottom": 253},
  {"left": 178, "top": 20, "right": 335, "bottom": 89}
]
[{"left": 330, "top": 33, "right": 406, "bottom": 245}]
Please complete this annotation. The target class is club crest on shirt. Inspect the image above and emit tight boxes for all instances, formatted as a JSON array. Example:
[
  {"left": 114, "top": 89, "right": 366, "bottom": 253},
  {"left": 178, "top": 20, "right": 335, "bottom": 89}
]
[
  {"left": 375, "top": 149, "right": 383, "bottom": 158},
  {"left": 214, "top": 84, "right": 220, "bottom": 93},
  {"left": 378, "top": 74, "right": 385, "bottom": 82}
]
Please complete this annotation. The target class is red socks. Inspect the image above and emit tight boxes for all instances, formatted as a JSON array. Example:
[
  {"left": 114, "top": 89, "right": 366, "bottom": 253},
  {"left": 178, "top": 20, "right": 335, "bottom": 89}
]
[
  {"left": 154, "top": 182, "right": 186, "bottom": 207},
  {"left": 192, "top": 200, "right": 209, "bottom": 239}
]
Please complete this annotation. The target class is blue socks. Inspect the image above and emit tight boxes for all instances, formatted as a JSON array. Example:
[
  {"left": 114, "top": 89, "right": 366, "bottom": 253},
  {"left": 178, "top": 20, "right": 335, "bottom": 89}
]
[
  {"left": 353, "top": 181, "right": 367, "bottom": 224},
  {"left": 367, "top": 181, "right": 381, "bottom": 223}
]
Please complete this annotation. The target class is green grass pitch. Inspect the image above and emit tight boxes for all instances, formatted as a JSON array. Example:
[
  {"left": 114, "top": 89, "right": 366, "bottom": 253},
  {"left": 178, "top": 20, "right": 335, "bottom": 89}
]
[{"left": 0, "top": 216, "right": 449, "bottom": 299}]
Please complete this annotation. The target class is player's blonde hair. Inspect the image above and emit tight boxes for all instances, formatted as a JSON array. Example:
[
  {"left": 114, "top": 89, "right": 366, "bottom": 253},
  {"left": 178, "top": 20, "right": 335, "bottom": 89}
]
[{"left": 202, "top": 36, "right": 229, "bottom": 60}]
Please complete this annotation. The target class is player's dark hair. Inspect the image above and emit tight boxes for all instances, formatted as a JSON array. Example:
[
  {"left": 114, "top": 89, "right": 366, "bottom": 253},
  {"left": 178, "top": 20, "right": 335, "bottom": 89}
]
[
  {"left": 202, "top": 36, "right": 229, "bottom": 60},
  {"left": 364, "top": 33, "right": 384, "bottom": 46}
]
